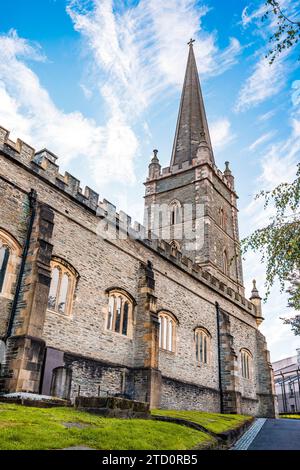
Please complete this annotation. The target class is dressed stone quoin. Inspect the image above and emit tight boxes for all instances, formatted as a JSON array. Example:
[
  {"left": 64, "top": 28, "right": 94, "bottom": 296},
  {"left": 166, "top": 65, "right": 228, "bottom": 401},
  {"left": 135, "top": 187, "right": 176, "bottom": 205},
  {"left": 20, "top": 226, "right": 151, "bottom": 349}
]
[{"left": 0, "top": 40, "right": 276, "bottom": 416}]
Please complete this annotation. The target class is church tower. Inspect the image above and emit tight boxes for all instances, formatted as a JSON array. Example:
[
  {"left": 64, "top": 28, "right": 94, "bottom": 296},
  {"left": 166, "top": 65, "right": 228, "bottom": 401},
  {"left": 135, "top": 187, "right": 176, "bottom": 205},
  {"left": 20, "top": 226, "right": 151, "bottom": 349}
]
[{"left": 144, "top": 40, "right": 244, "bottom": 294}]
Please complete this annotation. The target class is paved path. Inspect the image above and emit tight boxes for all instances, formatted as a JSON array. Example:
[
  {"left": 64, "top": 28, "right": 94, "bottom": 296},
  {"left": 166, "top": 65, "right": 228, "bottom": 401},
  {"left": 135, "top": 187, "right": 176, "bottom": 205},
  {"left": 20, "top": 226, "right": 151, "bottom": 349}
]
[{"left": 233, "top": 418, "right": 300, "bottom": 450}]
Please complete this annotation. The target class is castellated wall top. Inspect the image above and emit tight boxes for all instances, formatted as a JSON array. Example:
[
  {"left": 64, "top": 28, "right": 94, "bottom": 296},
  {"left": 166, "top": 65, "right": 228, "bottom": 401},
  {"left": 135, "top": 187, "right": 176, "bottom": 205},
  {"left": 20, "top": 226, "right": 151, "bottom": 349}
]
[
  {"left": 0, "top": 125, "right": 257, "bottom": 318},
  {"left": 147, "top": 159, "right": 236, "bottom": 194}
]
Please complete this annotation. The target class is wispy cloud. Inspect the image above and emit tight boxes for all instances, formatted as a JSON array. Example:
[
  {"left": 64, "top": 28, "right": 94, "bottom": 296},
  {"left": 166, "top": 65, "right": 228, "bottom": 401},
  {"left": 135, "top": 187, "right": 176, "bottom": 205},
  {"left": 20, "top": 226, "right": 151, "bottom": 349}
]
[
  {"left": 0, "top": 1, "right": 243, "bottom": 192},
  {"left": 258, "top": 110, "right": 276, "bottom": 122},
  {"left": 248, "top": 131, "right": 276, "bottom": 151},
  {"left": 67, "top": 0, "right": 242, "bottom": 115},
  {"left": 242, "top": 89, "right": 300, "bottom": 360},
  {"left": 210, "top": 118, "right": 235, "bottom": 151},
  {"left": 241, "top": 0, "right": 300, "bottom": 31},
  {"left": 0, "top": 29, "right": 138, "bottom": 186},
  {"left": 235, "top": 54, "right": 286, "bottom": 112},
  {"left": 241, "top": 3, "right": 268, "bottom": 29},
  {"left": 236, "top": 0, "right": 299, "bottom": 113}
]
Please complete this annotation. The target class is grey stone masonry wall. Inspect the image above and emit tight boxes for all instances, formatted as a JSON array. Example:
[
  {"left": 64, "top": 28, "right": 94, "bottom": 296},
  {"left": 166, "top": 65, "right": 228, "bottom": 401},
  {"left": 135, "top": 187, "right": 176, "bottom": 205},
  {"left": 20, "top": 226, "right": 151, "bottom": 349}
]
[
  {"left": 0, "top": 128, "right": 276, "bottom": 416},
  {"left": 144, "top": 160, "right": 244, "bottom": 294},
  {"left": 255, "top": 330, "right": 278, "bottom": 417},
  {"left": 160, "top": 377, "right": 220, "bottom": 411},
  {"left": 64, "top": 353, "right": 130, "bottom": 401},
  {"left": 218, "top": 308, "right": 241, "bottom": 414},
  {"left": 0, "top": 200, "right": 54, "bottom": 393},
  {"left": 0, "top": 178, "right": 28, "bottom": 337}
]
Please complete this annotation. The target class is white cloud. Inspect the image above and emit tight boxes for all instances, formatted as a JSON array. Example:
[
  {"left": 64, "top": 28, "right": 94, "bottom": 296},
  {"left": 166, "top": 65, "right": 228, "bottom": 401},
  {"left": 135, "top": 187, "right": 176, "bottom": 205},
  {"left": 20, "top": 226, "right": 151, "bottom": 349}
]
[
  {"left": 243, "top": 249, "right": 300, "bottom": 362},
  {"left": 258, "top": 110, "right": 276, "bottom": 122},
  {"left": 235, "top": 55, "right": 286, "bottom": 112},
  {"left": 292, "top": 80, "right": 300, "bottom": 108},
  {"left": 236, "top": 0, "right": 299, "bottom": 113},
  {"left": 241, "top": 0, "right": 300, "bottom": 30},
  {"left": 0, "top": 29, "right": 137, "bottom": 186},
  {"left": 248, "top": 131, "right": 276, "bottom": 151},
  {"left": 80, "top": 83, "right": 93, "bottom": 99},
  {"left": 242, "top": 111, "right": 300, "bottom": 361},
  {"left": 210, "top": 118, "right": 234, "bottom": 150},
  {"left": 241, "top": 4, "right": 268, "bottom": 28},
  {"left": 0, "top": 2, "right": 242, "bottom": 192},
  {"left": 67, "top": 0, "right": 242, "bottom": 117}
]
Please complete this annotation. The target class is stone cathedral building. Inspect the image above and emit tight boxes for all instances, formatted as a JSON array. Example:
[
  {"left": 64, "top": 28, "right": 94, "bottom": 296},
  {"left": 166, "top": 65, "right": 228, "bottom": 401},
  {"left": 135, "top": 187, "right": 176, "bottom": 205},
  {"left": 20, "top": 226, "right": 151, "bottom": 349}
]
[{"left": 0, "top": 42, "right": 276, "bottom": 416}]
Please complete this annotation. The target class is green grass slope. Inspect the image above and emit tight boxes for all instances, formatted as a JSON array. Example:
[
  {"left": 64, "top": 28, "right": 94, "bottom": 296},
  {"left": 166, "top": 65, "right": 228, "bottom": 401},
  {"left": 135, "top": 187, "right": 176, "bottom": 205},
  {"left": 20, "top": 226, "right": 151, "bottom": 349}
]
[
  {"left": 151, "top": 409, "right": 252, "bottom": 434},
  {"left": 0, "top": 403, "right": 215, "bottom": 450}
]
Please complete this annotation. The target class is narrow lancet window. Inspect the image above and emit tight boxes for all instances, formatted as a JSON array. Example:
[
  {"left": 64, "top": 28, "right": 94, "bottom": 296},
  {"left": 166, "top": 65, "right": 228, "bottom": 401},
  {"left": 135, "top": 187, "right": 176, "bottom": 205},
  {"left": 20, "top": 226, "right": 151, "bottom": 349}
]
[
  {"left": 106, "top": 291, "right": 134, "bottom": 337},
  {"left": 47, "top": 260, "right": 77, "bottom": 316},
  {"left": 158, "top": 312, "right": 177, "bottom": 353},
  {"left": 195, "top": 328, "right": 211, "bottom": 364}
]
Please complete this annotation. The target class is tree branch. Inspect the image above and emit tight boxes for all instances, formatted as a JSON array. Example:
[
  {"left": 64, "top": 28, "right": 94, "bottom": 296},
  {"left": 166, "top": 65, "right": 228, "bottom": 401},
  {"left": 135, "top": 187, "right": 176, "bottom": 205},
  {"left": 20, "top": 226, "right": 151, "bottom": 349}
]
[{"left": 271, "top": 0, "right": 300, "bottom": 26}]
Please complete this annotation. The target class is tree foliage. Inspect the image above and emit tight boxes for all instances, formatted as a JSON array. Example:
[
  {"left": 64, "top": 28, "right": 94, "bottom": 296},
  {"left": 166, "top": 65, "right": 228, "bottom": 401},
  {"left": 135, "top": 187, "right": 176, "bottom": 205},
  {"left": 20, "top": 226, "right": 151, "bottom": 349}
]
[
  {"left": 263, "top": 0, "right": 300, "bottom": 63},
  {"left": 242, "top": 164, "right": 300, "bottom": 334}
]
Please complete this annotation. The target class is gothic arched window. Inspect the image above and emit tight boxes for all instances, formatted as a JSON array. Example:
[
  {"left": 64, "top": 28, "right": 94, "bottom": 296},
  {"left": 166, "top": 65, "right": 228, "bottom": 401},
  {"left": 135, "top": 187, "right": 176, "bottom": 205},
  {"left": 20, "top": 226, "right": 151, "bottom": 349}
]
[
  {"left": 223, "top": 250, "right": 229, "bottom": 276},
  {"left": 195, "top": 328, "right": 211, "bottom": 364},
  {"left": 170, "top": 240, "right": 180, "bottom": 256},
  {"left": 219, "top": 207, "right": 227, "bottom": 231},
  {"left": 47, "top": 258, "right": 77, "bottom": 315},
  {"left": 240, "top": 349, "right": 252, "bottom": 379},
  {"left": 159, "top": 311, "right": 177, "bottom": 353},
  {"left": 169, "top": 200, "right": 181, "bottom": 226},
  {"left": 106, "top": 290, "right": 134, "bottom": 337},
  {"left": 0, "top": 229, "right": 21, "bottom": 298}
]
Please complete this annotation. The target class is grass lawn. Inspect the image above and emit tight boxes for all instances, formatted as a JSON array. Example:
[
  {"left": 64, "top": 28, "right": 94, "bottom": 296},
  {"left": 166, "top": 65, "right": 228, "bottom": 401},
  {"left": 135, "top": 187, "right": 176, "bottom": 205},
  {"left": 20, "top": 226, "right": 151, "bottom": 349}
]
[
  {"left": 0, "top": 403, "right": 216, "bottom": 450},
  {"left": 151, "top": 409, "right": 252, "bottom": 434},
  {"left": 280, "top": 414, "right": 300, "bottom": 419}
]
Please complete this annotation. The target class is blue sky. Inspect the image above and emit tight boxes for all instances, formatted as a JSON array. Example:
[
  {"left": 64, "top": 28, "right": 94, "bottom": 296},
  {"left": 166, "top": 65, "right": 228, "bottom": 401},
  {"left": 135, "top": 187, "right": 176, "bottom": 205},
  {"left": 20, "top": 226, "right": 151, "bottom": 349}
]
[{"left": 1, "top": 0, "right": 299, "bottom": 361}]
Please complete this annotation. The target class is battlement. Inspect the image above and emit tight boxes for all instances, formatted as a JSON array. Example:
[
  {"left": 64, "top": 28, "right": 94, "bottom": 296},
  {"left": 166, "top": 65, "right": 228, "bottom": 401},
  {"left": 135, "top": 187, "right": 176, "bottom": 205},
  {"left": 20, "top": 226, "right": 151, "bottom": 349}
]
[
  {"left": 146, "top": 157, "right": 235, "bottom": 192},
  {"left": 0, "top": 126, "right": 99, "bottom": 211},
  {"left": 97, "top": 201, "right": 255, "bottom": 316},
  {"left": 0, "top": 125, "right": 255, "bottom": 317}
]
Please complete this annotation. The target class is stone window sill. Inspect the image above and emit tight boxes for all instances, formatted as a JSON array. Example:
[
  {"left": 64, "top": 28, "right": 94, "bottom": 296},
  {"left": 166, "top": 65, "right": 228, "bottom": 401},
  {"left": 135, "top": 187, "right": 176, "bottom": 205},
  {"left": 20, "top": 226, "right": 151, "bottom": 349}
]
[
  {"left": 104, "top": 329, "right": 133, "bottom": 341},
  {"left": 46, "top": 308, "right": 73, "bottom": 319},
  {"left": 159, "top": 348, "right": 175, "bottom": 355},
  {"left": 0, "top": 293, "right": 13, "bottom": 301}
]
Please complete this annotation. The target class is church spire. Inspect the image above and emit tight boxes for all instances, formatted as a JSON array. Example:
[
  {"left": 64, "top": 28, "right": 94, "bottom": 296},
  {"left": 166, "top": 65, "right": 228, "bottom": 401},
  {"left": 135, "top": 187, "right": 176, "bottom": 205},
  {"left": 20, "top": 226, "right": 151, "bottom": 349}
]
[{"left": 170, "top": 39, "right": 215, "bottom": 167}]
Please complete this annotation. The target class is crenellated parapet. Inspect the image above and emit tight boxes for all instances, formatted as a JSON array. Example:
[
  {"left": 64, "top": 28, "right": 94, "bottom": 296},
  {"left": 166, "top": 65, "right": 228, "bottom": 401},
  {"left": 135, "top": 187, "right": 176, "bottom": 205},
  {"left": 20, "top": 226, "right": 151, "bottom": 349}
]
[
  {"left": 146, "top": 156, "right": 236, "bottom": 193},
  {"left": 0, "top": 126, "right": 99, "bottom": 211},
  {"left": 0, "top": 125, "right": 257, "bottom": 320},
  {"left": 97, "top": 200, "right": 257, "bottom": 317}
]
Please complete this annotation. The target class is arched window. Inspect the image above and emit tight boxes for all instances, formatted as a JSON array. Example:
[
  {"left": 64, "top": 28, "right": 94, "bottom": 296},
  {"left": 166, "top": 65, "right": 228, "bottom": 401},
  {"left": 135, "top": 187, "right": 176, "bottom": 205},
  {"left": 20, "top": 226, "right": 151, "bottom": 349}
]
[
  {"left": 47, "top": 258, "right": 77, "bottom": 315},
  {"left": 106, "top": 290, "right": 134, "bottom": 337},
  {"left": 195, "top": 328, "right": 211, "bottom": 364},
  {"left": 0, "top": 246, "right": 9, "bottom": 293},
  {"left": 0, "top": 229, "right": 21, "bottom": 298},
  {"left": 223, "top": 250, "right": 229, "bottom": 276},
  {"left": 169, "top": 200, "right": 181, "bottom": 226},
  {"left": 219, "top": 207, "right": 227, "bottom": 230},
  {"left": 158, "top": 311, "right": 177, "bottom": 353},
  {"left": 170, "top": 240, "right": 180, "bottom": 256},
  {"left": 240, "top": 349, "right": 252, "bottom": 379}
]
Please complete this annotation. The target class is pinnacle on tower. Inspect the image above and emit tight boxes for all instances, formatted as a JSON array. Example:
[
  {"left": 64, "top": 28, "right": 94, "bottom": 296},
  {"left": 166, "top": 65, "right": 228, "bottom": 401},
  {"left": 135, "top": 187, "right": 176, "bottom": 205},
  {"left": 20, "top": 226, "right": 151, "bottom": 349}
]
[
  {"left": 250, "top": 279, "right": 261, "bottom": 300},
  {"left": 148, "top": 149, "right": 161, "bottom": 180},
  {"left": 250, "top": 279, "right": 263, "bottom": 326},
  {"left": 170, "top": 39, "right": 215, "bottom": 167},
  {"left": 224, "top": 161, "right": 235, "bottom": 189}
]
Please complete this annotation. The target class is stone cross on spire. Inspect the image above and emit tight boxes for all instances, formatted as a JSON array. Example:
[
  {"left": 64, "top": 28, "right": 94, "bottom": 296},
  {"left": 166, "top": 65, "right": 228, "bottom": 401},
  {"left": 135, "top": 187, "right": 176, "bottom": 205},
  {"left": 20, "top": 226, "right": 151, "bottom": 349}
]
[{"left": 170, "top": 39, "right": 215, "bottom": 167}]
